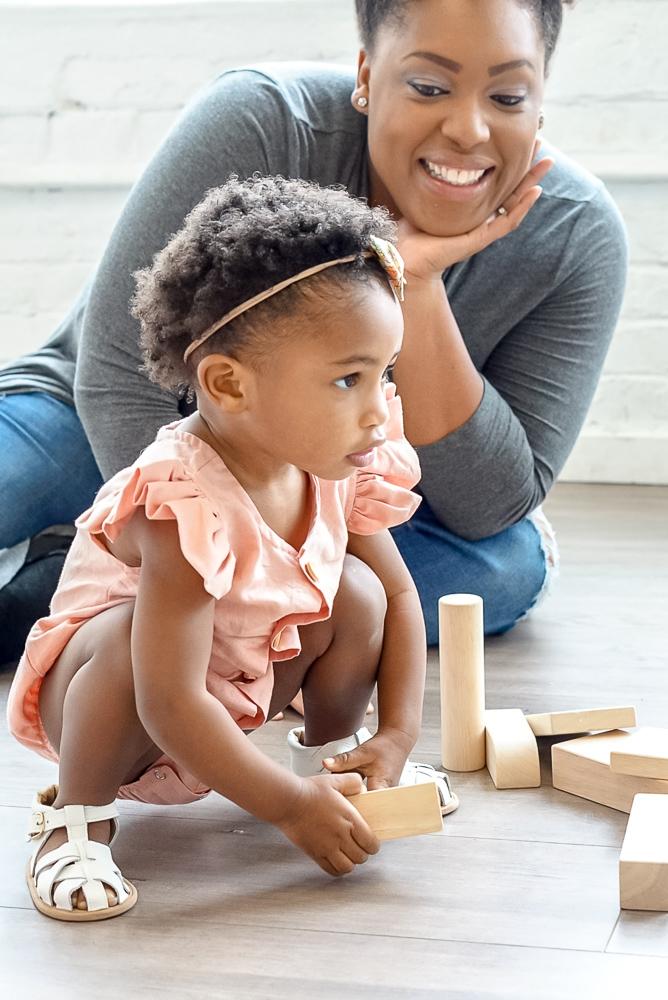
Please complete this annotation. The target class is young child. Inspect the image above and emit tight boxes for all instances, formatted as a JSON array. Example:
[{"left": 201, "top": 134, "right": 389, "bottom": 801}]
[{"left": 8, "top": 175, "right": 457, "bottom": 923}]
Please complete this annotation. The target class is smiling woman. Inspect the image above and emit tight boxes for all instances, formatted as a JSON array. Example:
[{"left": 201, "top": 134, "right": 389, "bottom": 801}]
[{"left": 0, "top": 0, "right": 627, "bottom": 646}]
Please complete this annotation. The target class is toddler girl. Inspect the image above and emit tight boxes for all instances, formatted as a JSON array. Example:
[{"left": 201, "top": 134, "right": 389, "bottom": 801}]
[{"left": 8, "top": 175, "right": 456, "bottom": 922}]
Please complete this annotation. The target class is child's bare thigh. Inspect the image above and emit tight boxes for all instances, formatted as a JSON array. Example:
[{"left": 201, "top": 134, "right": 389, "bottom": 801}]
[{"left": 39, "top": 601, "right": 135, "bottom": 751}]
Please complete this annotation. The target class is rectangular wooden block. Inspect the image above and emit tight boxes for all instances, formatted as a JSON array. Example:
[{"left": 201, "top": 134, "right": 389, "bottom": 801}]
[
  {"left": 347, "top": 782, "right": 443, "bottom": 841},
  {"left": 485, "top": 709, "right": 540, "bottom": 789},
  {"left": 620, "top": 794, "right": 668, "bottom": 911},
  {"left": 552, "top": 729, "right": 668, "bottom": 812},
  {"left": 526, "top": 705, "right": 637, "bottom": 737},
  {"left": 610, "top": 727, "right": 668, "bottom": 779}
]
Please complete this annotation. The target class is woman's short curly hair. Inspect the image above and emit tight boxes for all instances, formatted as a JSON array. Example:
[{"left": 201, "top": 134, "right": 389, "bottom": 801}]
[
  {"left": 132, "top": 175, "right": 396, "bottom": 392},
  {"left": 355, "top": 0, "right": 575, "bottom": 69}
]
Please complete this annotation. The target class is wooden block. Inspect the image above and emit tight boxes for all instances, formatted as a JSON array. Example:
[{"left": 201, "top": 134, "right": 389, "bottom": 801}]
[
  {"left": 620, "top": 794, "right": 668, "bottom": 910},
  {"left": 610, "top": 727, "right": 668, "bottom": 779},
  {"left": 439, "top": 594, "right": 486, "bottom": 772},
  {"left": 347, "top": 782, "right": 443, "bottom": 841},
  {"left": 552, "top": 729, "right": 668, "bottom": 812},
  {"left": 525, "top": 705, "right": 637, "bottom": 737},
  {"left": 485, "top": 709, "right": 541, "bottom": 789}
]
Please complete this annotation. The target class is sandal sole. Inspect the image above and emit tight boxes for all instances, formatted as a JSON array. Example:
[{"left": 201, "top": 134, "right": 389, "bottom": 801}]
[{"left": 26, "top": 860, "right": 138, "bottom": 922}]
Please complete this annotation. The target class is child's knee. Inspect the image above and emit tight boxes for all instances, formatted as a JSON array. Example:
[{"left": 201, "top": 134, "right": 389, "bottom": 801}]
[{"left": 334, "top": 555, "right": 387, "bottom": 636}]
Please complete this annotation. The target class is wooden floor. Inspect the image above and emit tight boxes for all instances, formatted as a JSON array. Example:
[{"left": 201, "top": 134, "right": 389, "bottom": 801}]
[{"left": 2, "top": 483, "right": 668, "bottom": 998}]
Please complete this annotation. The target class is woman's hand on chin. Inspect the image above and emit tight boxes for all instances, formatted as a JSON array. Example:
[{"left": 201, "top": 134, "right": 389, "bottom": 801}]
[{"left": 397, "top": 146, "right": 554, "bottom": 285}]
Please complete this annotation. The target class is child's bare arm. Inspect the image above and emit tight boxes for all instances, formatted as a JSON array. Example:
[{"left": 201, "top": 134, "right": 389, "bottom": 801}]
[
  {"left": 119, "top": 511, "right": 379, "bottom": 872},
  {"left": 330, "top": 529, "right": 426, "bottom": 788}
]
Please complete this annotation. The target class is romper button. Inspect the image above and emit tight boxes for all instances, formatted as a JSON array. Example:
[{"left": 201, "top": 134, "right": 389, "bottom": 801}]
[
  {"left": 154, "top": 770, "right": 166, "bottom": 780},
  {"left": 304, "top": 562, "right": 318, "bottom": 584}
]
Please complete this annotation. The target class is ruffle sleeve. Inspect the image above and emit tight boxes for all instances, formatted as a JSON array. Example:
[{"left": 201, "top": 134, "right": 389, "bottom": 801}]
[
  {"left": 76, "top": 459, "right": 235, "bottom": 600},
  {"left": 346, "top": 384, "right": 422, "bottom": 535}
]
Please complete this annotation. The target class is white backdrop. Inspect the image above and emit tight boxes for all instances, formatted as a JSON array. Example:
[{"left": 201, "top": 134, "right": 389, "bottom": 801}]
[{"left": 1, "top": 0, "right": 666, "bottom": 483}]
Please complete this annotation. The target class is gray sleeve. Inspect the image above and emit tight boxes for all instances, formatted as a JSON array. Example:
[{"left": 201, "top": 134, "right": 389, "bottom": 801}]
[
  {"left": 74, "top": 70, "right": 294, "bottom": 477},
  {"left": 417, "top": 190, "right": 629, "bottom": 540}
]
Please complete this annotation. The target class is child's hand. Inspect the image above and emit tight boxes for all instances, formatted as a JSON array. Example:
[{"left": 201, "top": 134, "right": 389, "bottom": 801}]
[
  {"left": 277, "top": 773, "right": 380, "bottom": 876},
  {"left": 322, "top": 728, "right": 414, "bottom": 791}
]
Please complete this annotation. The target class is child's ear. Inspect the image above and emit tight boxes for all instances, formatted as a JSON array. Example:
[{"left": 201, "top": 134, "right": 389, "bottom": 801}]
[{"left": 196, "top": 354, "right": 251, "bottom": 413}]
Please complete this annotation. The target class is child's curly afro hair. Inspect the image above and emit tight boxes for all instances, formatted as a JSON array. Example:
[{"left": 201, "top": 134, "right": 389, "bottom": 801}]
[{"left": 132, "top": 174, "right": 397, "bottom": 393}]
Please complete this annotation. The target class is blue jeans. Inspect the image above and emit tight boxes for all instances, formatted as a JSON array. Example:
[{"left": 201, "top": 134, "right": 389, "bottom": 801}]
[
  {"left": 0, "top": 392, "right": 546, "bottom": 642},
  {"left": 0, "top": 392, "right": 103, "bottom": 547},
  {"left": 391, "top": 499, "right": 547, "bottom": 642}
]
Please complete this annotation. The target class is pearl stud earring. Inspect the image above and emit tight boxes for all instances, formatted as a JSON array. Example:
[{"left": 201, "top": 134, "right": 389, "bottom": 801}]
[{"left": 357, "top": 96, "right": 368, "bottom": 109}]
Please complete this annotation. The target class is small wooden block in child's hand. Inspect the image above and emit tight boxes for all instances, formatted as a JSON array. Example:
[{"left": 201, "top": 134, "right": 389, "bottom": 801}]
[{"left": 347, "top": 782, "right": 443, "bottom": 841}]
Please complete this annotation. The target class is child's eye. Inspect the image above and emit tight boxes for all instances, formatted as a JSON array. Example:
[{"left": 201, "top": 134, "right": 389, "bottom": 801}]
[
  {"left": 382, "top": 366, "right": 395, "bottom": 384},
  {"left": 334, "top": 373, "right": 359, "bottom": 390}
]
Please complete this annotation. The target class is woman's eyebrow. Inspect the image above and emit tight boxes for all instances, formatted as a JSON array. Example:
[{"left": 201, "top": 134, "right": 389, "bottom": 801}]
[
  {"left": 488, "top": 59, "right": 535, "bottom": 76},
  {"left": 403, "top": 51, "right": 462, "bottom": 73},
  {"left": 403, "top": 51, "right": 535, "bottom": 77}
]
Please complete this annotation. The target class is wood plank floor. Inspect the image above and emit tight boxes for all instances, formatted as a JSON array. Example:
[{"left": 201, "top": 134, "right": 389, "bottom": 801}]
[{"left": 1, "top": 483, "right": 667, "bottom": 998}]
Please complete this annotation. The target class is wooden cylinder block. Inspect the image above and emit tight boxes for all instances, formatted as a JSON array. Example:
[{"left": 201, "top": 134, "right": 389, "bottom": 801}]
[{"left": 439, "top": 594, "right": 486, "bottom": 772}]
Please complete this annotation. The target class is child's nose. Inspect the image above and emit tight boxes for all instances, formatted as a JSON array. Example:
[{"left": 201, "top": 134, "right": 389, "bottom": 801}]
[{"left": 362, "top": 386, "right": 390, "bottom": 427}]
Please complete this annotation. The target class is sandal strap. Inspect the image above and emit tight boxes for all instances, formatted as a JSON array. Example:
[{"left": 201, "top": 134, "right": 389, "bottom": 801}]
[
  {"left": 33, "top": 839, "right": 130, "bottom": 913},
  {"left": 28, "top": 800, "right": 119, "bottom": 841}
]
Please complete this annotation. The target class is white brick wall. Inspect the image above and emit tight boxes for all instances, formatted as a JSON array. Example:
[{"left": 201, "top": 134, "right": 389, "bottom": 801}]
[{"left": 1, "top": 0, "right": 667, "bottom": 483}]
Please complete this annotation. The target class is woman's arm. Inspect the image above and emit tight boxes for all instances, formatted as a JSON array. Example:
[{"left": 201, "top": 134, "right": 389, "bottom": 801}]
[
  {"left": 74, "top": 70, "right": 292, "bottom": 477},
  {"left": 395, "top": 181, "right": 628, "bottom": 539}
]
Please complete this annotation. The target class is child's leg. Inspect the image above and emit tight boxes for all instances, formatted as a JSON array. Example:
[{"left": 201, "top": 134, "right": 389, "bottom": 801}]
[
  {"left": 267, "top": 555, "right": 386, "bottom": 745},
  {"left": 36, "top": 601, "right": 160, "bottom": 908}
]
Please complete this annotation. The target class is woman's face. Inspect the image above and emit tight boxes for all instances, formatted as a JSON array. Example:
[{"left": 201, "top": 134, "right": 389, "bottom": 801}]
[{"left": 358, "top": 0, "right": 545, "bottom": 236}]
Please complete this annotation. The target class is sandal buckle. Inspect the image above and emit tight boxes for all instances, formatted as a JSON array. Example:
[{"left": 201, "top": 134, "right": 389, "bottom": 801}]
[{"left": 27, "top": 810, "right": 46, "bottom": 841}]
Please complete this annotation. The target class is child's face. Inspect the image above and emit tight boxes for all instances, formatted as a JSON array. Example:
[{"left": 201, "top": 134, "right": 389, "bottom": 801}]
[{"left": 249, "top": 281, "right": 404, "bottom": 481}]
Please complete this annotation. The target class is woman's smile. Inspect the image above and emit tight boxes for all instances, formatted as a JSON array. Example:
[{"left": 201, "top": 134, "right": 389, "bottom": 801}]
[{"left": 418, "top": 158, "right": 496, "bottom": 203}]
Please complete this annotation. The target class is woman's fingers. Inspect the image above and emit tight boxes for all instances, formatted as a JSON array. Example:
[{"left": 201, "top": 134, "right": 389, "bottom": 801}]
[{"left": 501, "top": 156, "right": 554, "bottom": 213}]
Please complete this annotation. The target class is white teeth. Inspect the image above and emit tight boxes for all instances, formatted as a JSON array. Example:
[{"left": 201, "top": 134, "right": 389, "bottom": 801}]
[{"left": 424, "top": 161, "right": 487, "bottom": 186}]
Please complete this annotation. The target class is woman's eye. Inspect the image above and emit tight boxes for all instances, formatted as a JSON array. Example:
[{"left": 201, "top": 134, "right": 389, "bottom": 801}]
[
  {"left": 334, "top": 373, "right": 359, "bottom": 390},
  {"left": 409, "top": 81, "right": 448, "bottom": 99},
  {"left": 492, "top": 94, "right": 526, "bottom": 107}
]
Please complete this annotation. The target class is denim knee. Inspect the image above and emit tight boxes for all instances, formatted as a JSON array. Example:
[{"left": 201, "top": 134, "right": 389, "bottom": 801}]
[{"left": 391, "top": 503, "right": 548, "bottom": 644}]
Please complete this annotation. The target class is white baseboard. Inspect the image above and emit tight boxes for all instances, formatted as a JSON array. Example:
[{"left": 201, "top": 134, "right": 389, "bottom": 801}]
[{"left": 560, "top": 433, "right": 668, "bottom": 485}]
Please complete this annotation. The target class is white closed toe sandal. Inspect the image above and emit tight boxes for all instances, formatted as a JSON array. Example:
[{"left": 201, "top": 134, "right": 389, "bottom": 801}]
[
  {"left": 287, "top": 727, "right": 459, "bottom": 816},
  {"left": 26, "top": 785, "right": 137, "bottom": 922}
]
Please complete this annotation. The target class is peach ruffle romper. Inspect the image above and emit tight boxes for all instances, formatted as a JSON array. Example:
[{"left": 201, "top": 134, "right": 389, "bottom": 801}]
[{"left": 8, "top": 385, "right": 420, "bottom": 805}]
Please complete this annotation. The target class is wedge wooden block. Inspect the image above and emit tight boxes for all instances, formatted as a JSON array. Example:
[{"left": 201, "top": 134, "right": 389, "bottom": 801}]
[
  {"left": 610, "top": 727, "right": 668, "bottom": 779},
  {"left": 552, "top": 728, "right": 668, "bottom": 812},
  {"left": 620, "top": 794, "right": 668, "bottom": 910},
  {"left": 439, "top": 594, "right": 486, "bottom": 772},
  {"left": 485, "top": 709, "right": 541, "bottom": 789},
  {"left": 347, "top": 782, "right": 443, "bottom": 841},
  {"left": 526, "top": 705, "right": 637, "bottom": 737}
]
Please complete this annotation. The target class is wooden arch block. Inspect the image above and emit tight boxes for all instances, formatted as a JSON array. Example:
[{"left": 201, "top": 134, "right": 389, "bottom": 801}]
[{"left": 485, "top": 709, "right": 541, "bottom": 789}]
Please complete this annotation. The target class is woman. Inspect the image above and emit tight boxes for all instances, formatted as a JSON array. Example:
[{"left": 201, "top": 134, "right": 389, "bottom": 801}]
[{"left": 0, "top": 0, "right": 627, "bottom": 646}]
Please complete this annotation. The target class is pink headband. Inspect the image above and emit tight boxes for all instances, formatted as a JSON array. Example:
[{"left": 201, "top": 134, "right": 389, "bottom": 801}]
[{"left": 182, "top": 235, "right": 405, "bottom": 364}]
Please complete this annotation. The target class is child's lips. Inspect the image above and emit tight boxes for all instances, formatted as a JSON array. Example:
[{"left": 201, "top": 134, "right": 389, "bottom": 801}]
[{"left": 346, "top": 440, "right": 385, "bottom": 468}]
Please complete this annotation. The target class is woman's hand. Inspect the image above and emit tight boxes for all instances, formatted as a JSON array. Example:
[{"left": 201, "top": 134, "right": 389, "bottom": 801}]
[
  {"left": 322, "top": 727, "right": 415, "bottom": 791},
  {"left": 397, "top": 146, "right": 554, "bottom": 283},
  {"left": 276, "top": 773, "right": 380, "bottom": 877}
]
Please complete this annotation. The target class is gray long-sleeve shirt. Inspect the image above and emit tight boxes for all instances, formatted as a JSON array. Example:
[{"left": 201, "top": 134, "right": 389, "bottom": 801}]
[{"left": 0, "top": 63, "right": 628, "bottom": 539}]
